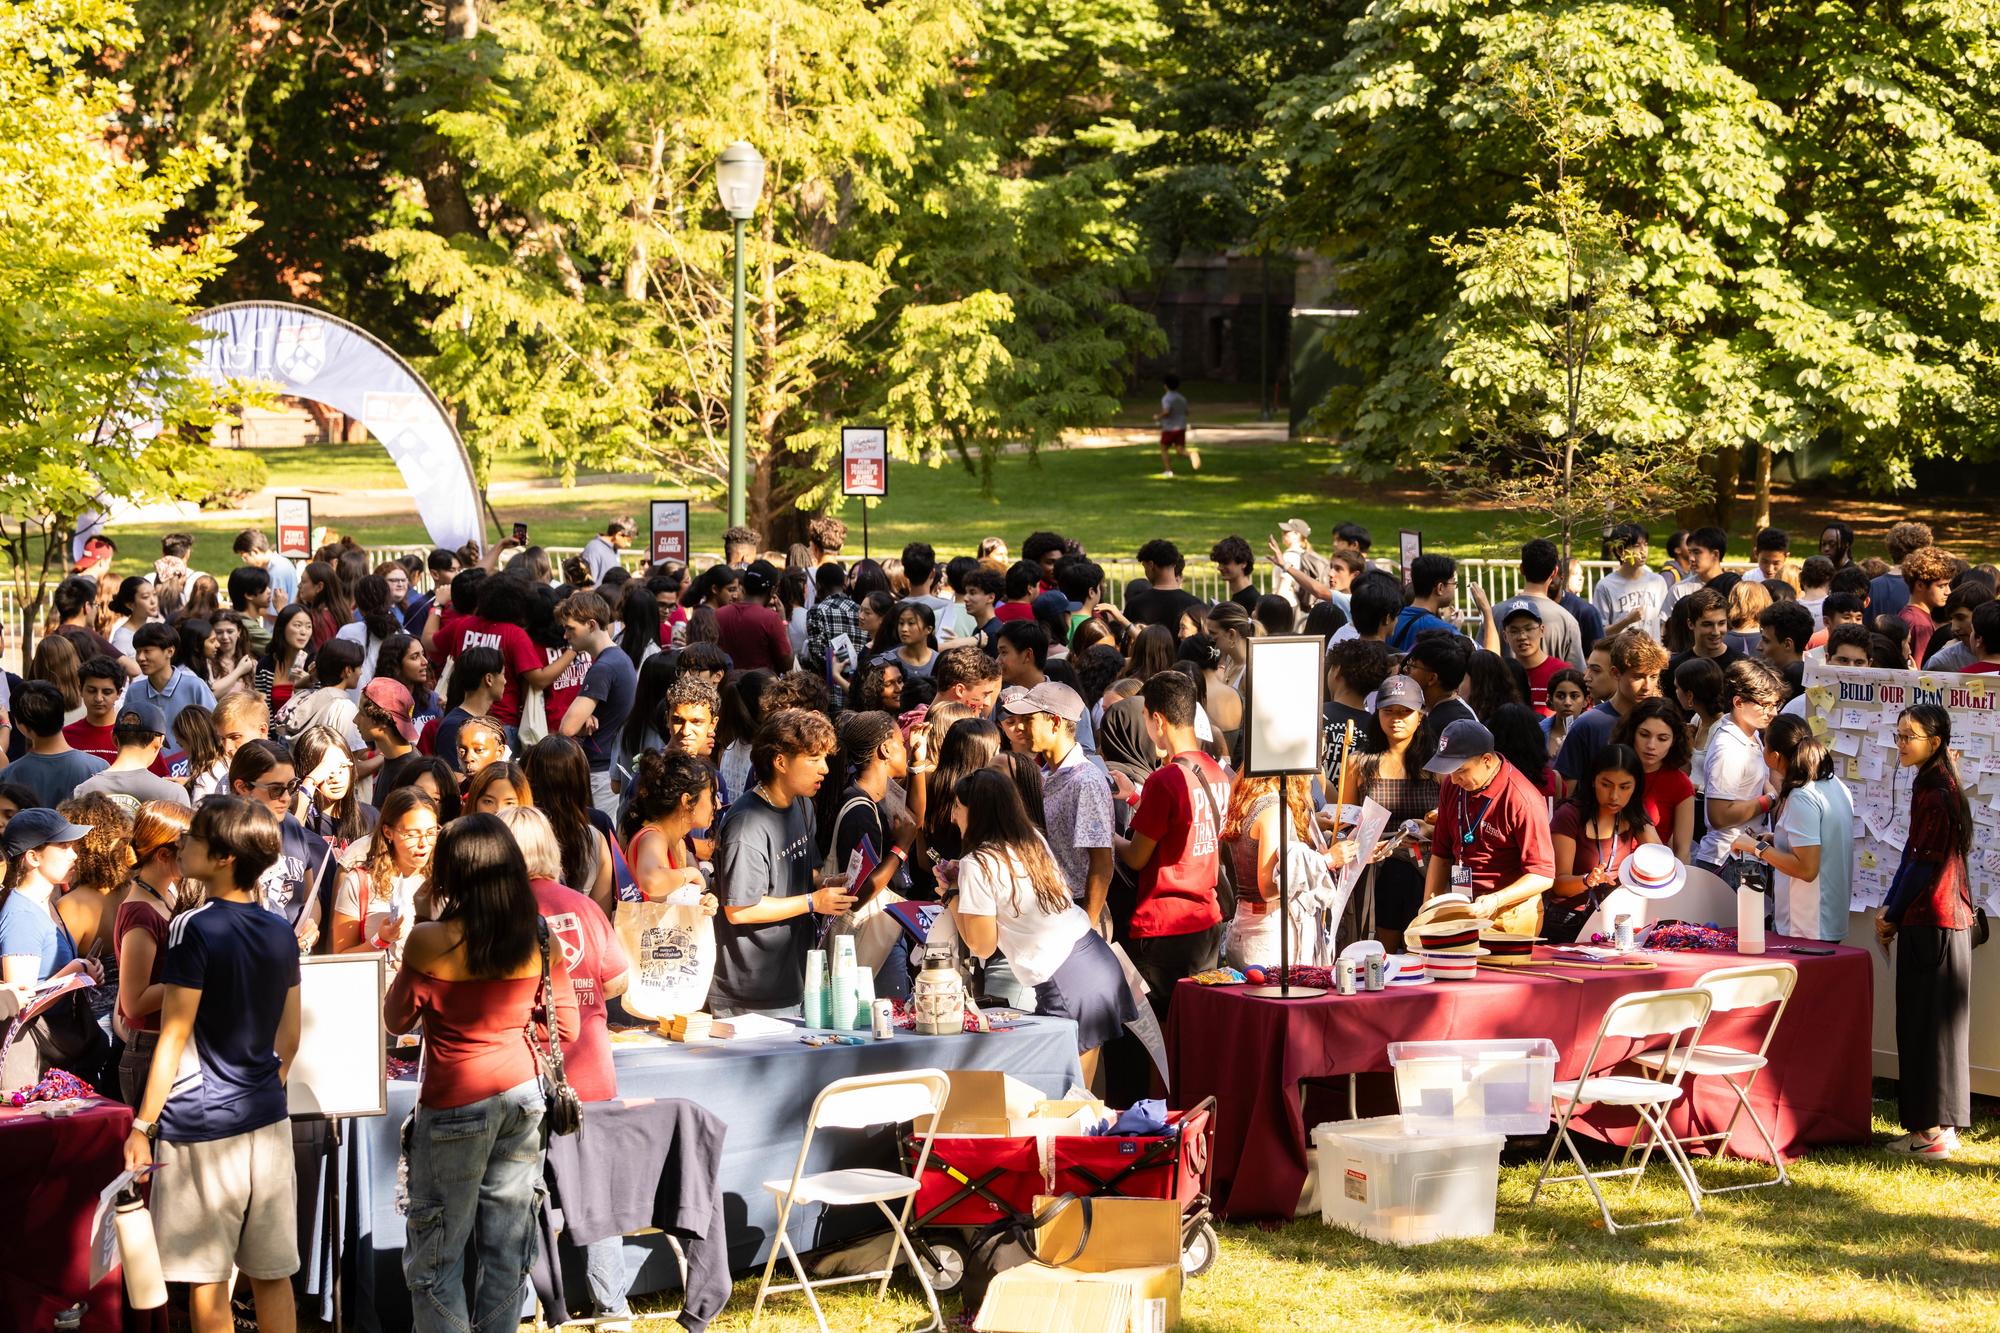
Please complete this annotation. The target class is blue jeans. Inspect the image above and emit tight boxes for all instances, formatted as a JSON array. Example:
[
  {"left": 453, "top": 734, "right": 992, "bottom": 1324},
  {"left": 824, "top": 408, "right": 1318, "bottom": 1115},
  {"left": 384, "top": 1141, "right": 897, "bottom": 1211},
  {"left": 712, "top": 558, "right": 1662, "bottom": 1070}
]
[
  {"left": 403, "top": 1078, "right": 547, "bottom": 1333},
  {"left": 582, "top": 1234, "right": 630, "bottom": 1317}
]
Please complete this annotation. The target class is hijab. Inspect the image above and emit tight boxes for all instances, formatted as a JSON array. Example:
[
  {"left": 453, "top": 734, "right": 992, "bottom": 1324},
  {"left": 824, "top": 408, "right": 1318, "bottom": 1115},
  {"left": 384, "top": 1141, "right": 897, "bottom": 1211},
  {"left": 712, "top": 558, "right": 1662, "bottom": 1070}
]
[{"left": 1098, "top": 696, "right": 1159, "bottom": 788}]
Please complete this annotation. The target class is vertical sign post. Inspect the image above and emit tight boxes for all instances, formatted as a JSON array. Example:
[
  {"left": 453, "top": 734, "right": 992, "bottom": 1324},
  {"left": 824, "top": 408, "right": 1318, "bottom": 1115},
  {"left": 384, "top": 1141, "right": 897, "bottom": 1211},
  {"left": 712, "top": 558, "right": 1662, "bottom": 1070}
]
[
  {"left": 649, "top": 500, "right": 690, "bottom": 565},
  {"left": 276, "top": 497, "right": 313, "bottom": 559}
]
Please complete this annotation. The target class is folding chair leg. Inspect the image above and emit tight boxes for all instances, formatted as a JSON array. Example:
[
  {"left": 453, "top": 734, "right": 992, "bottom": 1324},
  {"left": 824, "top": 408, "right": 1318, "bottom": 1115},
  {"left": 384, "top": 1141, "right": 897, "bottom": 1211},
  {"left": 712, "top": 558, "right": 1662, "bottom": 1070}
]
[
  {"left": 781, "top": 1233, "right": 830, "bottom": 1333},
  {"left": 1562, "top": 1127, "right": 1623, "bottom": 1233},
  {"left": 879, "top": 1200, "right": 943, "bottom": 1333},
  {"left": 1635, "top": 1104, "right": 1703, "bottom": 1218},
  {"left": 1530, "top": 1099, "right": 1578, "bottom": 1205}
]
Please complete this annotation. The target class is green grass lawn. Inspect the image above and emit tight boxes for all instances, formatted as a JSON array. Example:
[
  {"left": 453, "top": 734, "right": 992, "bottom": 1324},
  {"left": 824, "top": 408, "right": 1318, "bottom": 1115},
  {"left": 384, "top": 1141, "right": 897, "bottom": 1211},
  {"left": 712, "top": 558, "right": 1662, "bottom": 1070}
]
[
  {"left": 623, "top": 1098, "right": 1998, "bottom": 1331},
  {"left": 114, "top": 436, "right": 1507, "bottom": 568}
]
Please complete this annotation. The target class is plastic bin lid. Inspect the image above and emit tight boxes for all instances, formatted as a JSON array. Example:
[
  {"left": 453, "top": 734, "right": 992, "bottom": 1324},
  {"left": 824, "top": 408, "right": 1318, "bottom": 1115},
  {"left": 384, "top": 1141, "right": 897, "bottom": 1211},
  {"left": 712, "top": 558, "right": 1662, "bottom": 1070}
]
[
  {"left": 1386, "top": 1038, "right": 1559, "bottom": 1064},
  {"left": 1312, "top": 1115, "right": 1507, "bottom": 1151}
]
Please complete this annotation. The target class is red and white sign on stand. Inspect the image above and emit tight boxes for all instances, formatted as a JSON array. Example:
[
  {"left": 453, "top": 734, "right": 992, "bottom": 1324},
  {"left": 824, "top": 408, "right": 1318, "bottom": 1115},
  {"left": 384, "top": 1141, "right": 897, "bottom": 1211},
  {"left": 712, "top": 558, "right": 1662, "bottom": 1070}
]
[
  {"left": 841, "top": 426, "right": 888, "bottom": 497},
  {"left": 276, "top": 497, "right": 313, "bottom": 559},
  {"left": 650, "top": 500, "right": 690, "bottom": 564}
]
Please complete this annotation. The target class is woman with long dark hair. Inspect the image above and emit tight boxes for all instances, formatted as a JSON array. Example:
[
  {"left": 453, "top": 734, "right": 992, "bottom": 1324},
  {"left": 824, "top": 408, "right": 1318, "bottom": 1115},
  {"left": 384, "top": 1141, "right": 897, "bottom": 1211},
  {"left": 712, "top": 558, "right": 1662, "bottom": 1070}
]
[
  {"left": 857, "top": 590, "right": 899, "bottom": 660},
  {"left": 174, "top": 618, "right": 214, "bottom": 684},
  {"left": 257, "top": 604, "right": 317, "bottom": 713},
  {"left": 1338, "top": 676, "right": 1435, "bottom": 947},
  {"left": 1463, "top": 648, "right": 1527, "bottom": 724},
  {"left": 402, "top": 755, "right": 463, "bottom": 823},
  {"left": 1613, "top": 697, "right": 1696, "bottom": 861},
  {"left": 715, "top": 669, "right": 773, "bottom": 801},
  {"left": 292, "top": 723, "right": 372, "bottom": 853},
  {"left": 522, "top": 736, "right": 618, "bottom": 912},
  {"left": 466, "top": 761, "right": 532, "bottom": 814},
  {"left": 618, "top": 581, "right": 663, "bottom": 666},
  {"left": 1122, "top": 624, "right": 1175, "bottom": 683},
  {"left": 385, "top": 815, "right": 579, "bottom": 1333},
  {"left": 207, "top": 611, "right": 257, "bottom": 699},
  {"left": 297, "top": 560, "right": 352, "bottom": 652},
  {"left": 1546, "top": 743, "right": 1658, "bottom": 941},
  {"left": 374, "top": 632, "right": 440, "bottom": 723},
  {"left": 1731, "top": 713, "right": 1853, "bottom": 942},
  {"left": 109, "top": 575, "right": 160, "bottom": 659},
  {"left": 621, "top": 651, "right": 681, "bottom": 770},
  {"left": 1489, "top": 701, "right": 1561, "bottom": 798},
  {"left": 946, "top": 768, "right": 1136, "bottom": 1081},
  {"left": 1876, "top": 703, "right": 1975, "bottom": 1159},
  {"left": 877, "top": 600, "right": 938, "bottom": 678}
]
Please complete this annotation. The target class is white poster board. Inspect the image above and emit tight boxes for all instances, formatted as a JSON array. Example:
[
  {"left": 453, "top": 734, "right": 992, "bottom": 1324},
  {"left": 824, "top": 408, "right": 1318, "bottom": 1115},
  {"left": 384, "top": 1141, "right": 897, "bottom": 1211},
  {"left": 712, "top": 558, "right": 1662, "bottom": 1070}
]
[
  {"left": 289, "top": 953, "right": 387, "bottom": 1120},
  {"left": 841, "top": 426, "right": 888, "bottom": 497},
  {"left": 1245, "top": 634, "right": 1326, "bottom": 776}
]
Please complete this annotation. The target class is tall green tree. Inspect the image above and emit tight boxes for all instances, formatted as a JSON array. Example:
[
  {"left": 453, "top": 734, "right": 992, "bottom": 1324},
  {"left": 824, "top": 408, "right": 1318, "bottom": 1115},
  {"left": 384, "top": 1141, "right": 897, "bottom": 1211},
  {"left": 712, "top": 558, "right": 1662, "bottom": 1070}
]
[
  {"left": 1268, "top": 0, "right": 2000, "bottom": 514},
  {"left": 0, "top": 0, "right": 248, "bottom": 649},
  {"left": 369, "top": 0, "right": 1163, "bottom": 543}
]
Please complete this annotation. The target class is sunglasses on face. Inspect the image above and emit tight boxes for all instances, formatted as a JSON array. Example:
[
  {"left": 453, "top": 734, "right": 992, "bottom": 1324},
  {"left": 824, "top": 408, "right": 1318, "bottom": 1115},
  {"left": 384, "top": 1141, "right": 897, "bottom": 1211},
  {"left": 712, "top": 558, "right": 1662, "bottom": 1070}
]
[{"left": 253, "top": 778, "right": 301, "bottom": 797}]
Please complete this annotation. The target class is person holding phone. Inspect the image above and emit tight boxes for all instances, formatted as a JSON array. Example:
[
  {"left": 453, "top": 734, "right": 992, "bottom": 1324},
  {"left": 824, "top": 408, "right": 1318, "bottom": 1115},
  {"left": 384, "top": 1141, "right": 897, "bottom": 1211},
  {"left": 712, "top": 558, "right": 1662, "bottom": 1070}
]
[{"left": 709, "top": 708, "right": 851, "bottom": 1016}]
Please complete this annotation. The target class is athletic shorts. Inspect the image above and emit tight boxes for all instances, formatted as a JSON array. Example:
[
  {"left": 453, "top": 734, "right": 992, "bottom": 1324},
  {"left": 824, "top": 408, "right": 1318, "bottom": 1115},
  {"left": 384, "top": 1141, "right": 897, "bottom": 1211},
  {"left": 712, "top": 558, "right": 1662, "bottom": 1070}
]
[
  {"left": 1160, "top": 429, "right": 1187, "bottom": 448},
  {"left": 153, "top": 1119, "right": 300, "bottom": 1283}
]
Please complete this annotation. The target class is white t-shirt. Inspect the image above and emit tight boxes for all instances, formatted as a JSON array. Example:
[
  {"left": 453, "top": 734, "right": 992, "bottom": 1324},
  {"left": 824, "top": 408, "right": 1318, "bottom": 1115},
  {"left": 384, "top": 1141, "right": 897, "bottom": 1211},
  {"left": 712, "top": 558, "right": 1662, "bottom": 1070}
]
[
  {"left": 953, "top": 845, "right": 1091, "bottom": 987},
  {"left": 1591, "top": 567, "right": 1668, "bottom": 642},
  {"left": 335, "top": 622, "right": 385, "bottom": 691},
  {"left": 337, "top": 868, "right": 427, "bottom": 970},
  {"left": 1697, "top": 717, "right": 1768, "bottom": 866}
]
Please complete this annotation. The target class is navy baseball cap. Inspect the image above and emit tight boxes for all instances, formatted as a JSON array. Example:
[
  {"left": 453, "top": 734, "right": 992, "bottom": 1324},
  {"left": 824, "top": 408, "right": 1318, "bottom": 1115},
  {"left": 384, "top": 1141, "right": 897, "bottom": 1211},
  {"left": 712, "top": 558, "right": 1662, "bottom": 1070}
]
[
  {"left": 3, "top": 807, "right": 93, "bottom": 858},
  {"left": 116, "top": 700, "right": 168, "bottom": 736},
  {"left": 1423, "top": 719, "right": 1496, "bottom": 776}
]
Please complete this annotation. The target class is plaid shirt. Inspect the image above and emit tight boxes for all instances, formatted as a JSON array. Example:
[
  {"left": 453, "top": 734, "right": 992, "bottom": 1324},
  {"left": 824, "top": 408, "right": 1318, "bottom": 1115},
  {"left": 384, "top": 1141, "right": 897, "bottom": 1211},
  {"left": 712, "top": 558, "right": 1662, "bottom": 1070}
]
[{"left": 805, "top": 591, "right": 863, "bottom": 705}]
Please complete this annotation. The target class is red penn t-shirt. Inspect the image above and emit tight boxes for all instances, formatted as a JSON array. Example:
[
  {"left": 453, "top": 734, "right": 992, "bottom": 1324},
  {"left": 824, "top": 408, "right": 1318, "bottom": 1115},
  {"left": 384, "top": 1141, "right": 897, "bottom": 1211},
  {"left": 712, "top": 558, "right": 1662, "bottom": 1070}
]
[
  {"left": 529, "top": 877, "right": 629, "bottom": 1105},
  {"left": 1129, "top": 751, "right": 1229, "bottom": 938},
  {"left": 449, "top": 616, "right": 543, "bottom": 727}
]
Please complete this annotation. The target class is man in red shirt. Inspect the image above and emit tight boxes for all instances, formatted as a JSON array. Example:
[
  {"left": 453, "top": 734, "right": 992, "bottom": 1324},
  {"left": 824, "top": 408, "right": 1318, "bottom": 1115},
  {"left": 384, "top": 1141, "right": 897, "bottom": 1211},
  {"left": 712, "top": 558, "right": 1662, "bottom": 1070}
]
[
  {"left": 446, "top": 574, "right": 574, "bottom": 729},
  {"left": 67, "top": 656, "right": 173, "bottom": 775},
  {"left": 1422, "top": 719, "right": 1555, "bottom": 936},
  {"left": 1896, "top": 545, "right": 1955, "bottom": 667},
  {"left": 1115, "top": 672, "right": 1227, "bottom": 1019},
  {"left": 1501, "top": 603, "right": 1565, "bottom": 715},
  {"left": 713, "top": 560, "right": 794, "bottom": 671}
]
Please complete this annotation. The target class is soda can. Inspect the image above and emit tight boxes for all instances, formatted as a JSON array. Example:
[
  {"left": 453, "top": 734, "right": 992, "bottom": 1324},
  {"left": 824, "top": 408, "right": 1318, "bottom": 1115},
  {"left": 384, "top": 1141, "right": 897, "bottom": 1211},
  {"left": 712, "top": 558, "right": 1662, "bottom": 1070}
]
[
  {"left": 1335, "top": 956, "right": 1358, "bottom": 995},
  {"left": 1364, "top": 953, "right": 1386, "bottom": 992},
  {"left": 871, "top": 999, "right": 896, "bottom": 1040},
  {"left": 1614, "top": 915, "right": 1635, "bottom": 954}
]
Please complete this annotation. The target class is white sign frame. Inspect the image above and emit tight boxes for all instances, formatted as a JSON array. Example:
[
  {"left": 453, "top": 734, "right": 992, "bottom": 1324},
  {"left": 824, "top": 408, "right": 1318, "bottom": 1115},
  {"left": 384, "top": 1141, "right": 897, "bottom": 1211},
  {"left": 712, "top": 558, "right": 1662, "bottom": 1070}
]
[
  {"left": 288, "top": 952, "right": 388, "bottom": 1120},
  {"left": 1244, "top": 634, "right": 1327, "bottom": 776},
  {"left": 649, "top": 499, "right": 690, "bottom": 564},
  {"left": 841, "top": 426, "right": 888, "bottom": 497},
  {"left": 276, "top": 497, "right": 313, "bottom": 560}
]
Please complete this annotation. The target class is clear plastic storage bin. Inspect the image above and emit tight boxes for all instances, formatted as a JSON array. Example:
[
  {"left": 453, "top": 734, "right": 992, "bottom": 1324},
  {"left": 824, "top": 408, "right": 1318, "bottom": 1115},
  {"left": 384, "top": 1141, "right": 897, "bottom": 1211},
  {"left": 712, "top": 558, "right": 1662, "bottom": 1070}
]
[
  {"left": 1387, "top": 1037, "right": 1559, "bottom": 1135},
  {"left": 1313, "top": 1116, "right": 1504, "bottom": 1246}
]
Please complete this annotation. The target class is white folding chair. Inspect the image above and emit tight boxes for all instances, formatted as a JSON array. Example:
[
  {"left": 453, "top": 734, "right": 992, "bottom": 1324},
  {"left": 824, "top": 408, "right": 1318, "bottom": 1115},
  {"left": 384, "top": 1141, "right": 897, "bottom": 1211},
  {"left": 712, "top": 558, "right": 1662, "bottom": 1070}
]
[
  {"left": 1625, "top": 961, "right": 1798, "bottom": 1194},
  {"left": 750, "top": 1068, "right": 952, "bottom": 1333},
  {"left": 1530, "top": 987, "right": 1713, "bottom": 1233}
]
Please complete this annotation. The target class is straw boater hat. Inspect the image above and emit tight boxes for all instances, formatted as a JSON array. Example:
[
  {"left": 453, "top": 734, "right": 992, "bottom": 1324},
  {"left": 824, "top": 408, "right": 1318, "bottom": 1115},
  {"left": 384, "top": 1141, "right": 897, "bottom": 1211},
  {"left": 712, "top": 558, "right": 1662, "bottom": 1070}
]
[
  {"left": 1479, "top": 930, "right": 1542, "bottom": 958},
  {"left": 1407, "top": 921, "right": 1491, "bottom": 957},
  {"left": 1418, "top": 950, "right": 1482, "bottom": 982},
  {"left": 1618, "top": 843, "right": 1687, "bottom": 900}
]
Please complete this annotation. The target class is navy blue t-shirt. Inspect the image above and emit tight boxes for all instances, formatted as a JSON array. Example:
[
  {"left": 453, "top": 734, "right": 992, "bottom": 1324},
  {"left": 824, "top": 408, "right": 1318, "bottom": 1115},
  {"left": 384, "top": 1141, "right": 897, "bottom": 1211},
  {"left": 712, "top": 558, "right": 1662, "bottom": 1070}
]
[
  {"left": 579, "top": 644, "right": 638, "bottom": 772},
  {"left": 158, "top": 897, "right": 300, "bottom": 1143},
  {"left": 1553, "top": 701, "right": 1620, "bottom": 782}
]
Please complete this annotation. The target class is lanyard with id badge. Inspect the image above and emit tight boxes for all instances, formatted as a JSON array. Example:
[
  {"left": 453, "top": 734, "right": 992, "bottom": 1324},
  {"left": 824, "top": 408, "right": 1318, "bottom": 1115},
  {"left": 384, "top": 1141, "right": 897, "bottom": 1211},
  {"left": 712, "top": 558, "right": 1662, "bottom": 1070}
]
[{"left": 1450, "top": 785, "right": 1495, "bottom": 889}]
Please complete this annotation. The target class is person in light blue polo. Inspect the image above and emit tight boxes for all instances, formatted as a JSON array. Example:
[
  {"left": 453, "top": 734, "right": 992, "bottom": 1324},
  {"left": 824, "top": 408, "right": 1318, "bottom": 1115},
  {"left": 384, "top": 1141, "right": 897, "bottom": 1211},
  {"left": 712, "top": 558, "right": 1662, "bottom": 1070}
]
[{"left": 130, "top": 621, "right": 215, "bottom": 735}]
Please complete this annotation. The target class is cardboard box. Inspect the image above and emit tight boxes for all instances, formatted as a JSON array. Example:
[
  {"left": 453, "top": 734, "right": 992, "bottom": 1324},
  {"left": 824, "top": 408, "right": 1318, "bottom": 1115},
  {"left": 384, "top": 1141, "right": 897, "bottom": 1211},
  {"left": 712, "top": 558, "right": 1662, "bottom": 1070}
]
[
  {"left": 920, "top": 1071, "right": 1098, "bottom": 1138},
  {"left": 974, "top": 1196, "right": 1184, "bottom": 1333}
]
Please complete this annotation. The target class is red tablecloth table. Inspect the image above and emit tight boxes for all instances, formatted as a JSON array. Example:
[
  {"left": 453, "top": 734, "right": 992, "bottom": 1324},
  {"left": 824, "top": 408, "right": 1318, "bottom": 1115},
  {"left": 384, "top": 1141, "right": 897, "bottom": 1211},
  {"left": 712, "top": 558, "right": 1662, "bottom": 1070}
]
[
  {"left": 0, "top": 1097, "right": 139, "bottom": 1333},
  {"left": 1167, "top": 942, "right": 1874, "bottom": 1219}
]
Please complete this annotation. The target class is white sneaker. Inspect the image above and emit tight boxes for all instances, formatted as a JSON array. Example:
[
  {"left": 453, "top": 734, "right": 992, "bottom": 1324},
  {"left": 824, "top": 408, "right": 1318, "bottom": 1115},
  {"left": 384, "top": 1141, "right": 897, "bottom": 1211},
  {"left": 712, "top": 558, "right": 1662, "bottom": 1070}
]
[{"left": 1884, "top": 1130, "right": 1954, "bottom": 1158}]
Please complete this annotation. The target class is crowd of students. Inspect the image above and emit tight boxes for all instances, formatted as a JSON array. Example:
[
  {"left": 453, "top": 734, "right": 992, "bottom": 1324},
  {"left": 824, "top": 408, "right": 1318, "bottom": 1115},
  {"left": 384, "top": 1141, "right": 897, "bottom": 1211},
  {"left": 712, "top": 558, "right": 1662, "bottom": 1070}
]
[{"left": 0, "top": 511, "right": 1980, "bottom": 1331}]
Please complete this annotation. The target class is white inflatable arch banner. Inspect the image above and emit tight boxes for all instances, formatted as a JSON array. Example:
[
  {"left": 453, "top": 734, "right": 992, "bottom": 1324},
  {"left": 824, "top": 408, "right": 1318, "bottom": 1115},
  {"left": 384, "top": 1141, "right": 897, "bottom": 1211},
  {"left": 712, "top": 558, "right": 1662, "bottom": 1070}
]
[{"left": 190, "top": 301, "right": 484, "bottom": 552}]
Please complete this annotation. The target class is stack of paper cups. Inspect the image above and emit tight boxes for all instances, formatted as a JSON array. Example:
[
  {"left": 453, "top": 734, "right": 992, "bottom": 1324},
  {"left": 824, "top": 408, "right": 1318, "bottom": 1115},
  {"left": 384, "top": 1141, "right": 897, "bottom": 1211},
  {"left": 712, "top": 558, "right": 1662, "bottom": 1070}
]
[
  {"left": 829, "top": 937, "right": 858, "bottom": 1030},
  {"left": 851, "top": 968, "right": 877, "bottom": 1031},
  {"left": 803, "top": 949, "right": 828, "bottom": 1028}
]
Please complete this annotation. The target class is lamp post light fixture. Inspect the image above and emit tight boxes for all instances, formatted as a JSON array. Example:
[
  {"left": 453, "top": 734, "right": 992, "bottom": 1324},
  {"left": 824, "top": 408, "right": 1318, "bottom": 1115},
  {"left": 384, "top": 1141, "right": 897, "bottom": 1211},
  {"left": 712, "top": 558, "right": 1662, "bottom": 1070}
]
[{"left": 716, "top": 141, "right": 765, "bottom": 530}]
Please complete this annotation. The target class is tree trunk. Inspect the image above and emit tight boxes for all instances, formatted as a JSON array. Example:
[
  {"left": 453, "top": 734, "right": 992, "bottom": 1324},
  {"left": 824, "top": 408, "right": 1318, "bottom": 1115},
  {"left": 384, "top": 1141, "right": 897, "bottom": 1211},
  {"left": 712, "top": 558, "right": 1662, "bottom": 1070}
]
[
  {"left": 1679, "top": 444, "right": 1742, "bottom": 529},
  {"left": 414, "top": 0, "right": 480, "bottom": 239},
  {"left": 1753, "top": 443, "right": 1772, "bottom": 530}
]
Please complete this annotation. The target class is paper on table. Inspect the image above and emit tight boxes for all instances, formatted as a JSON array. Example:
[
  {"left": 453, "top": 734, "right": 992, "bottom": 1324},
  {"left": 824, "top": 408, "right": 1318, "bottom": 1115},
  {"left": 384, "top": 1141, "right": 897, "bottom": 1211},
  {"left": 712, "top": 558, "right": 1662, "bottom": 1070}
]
[{"left": 1334, "top": 797, "right": 1393, "bottom": 907}]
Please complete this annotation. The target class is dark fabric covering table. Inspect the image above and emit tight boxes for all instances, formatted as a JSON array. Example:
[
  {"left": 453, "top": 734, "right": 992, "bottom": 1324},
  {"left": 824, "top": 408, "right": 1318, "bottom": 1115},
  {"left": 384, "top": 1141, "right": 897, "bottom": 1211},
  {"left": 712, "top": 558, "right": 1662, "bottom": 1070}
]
[
  {"left": 1168, "top": 942, "right": 1874, "bottom": 1219},
  {"left": 0, "top": 1098, "right": 163, "bottom": 1333},
  {"left": 319, "top": 1018, "right": 1081, "bottom": 1333}
]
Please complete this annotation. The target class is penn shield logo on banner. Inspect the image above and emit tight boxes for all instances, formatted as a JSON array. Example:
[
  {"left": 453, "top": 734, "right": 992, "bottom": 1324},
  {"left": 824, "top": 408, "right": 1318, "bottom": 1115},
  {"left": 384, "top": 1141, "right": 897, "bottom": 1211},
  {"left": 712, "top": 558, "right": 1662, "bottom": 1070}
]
[{"left": 273, "top": 324, "right": 327, "bottom": 384}]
